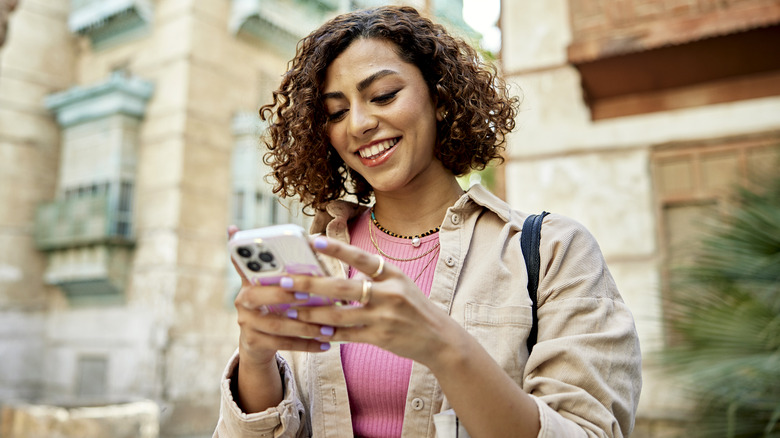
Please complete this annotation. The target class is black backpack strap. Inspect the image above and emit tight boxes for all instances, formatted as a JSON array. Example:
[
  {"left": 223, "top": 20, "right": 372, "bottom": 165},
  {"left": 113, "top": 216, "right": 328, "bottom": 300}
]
[{"left": 521, "top": 211, "right": 549, "bottom": 353}]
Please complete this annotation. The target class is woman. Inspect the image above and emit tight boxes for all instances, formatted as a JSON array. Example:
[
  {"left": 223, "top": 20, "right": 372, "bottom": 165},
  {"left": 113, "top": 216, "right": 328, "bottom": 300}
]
[{"left": 215, "top": 6, "right": 641, "bottom": 438}]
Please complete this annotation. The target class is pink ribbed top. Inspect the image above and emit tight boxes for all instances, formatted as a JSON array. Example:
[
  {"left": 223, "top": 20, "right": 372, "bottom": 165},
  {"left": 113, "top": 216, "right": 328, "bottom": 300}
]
[{"left": 342, "top": 209, "right": 440, "bottom": 437}]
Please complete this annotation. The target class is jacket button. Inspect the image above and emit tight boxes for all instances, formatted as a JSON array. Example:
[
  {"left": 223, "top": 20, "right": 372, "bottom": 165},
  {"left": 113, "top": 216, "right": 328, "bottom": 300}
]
[
  {"left": 411, "top": 398, "right": 424, "bottom": 410},
  {"left": 451, "top": 214, "right": 460, "bottom": 225},
  {"left": 445, "top": 256, "right": 456, "bottom": 267}
]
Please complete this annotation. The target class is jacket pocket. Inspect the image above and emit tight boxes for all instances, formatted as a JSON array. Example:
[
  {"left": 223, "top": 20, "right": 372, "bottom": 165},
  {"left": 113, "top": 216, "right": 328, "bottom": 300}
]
[{"left": 464, "top": 302, "right": 532, "bottom": 383}]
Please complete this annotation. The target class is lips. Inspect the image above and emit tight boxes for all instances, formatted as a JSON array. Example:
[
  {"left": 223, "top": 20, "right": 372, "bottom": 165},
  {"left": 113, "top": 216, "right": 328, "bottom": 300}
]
[{"left": 358, "top": 137, "right": 400, "bottom": 159}]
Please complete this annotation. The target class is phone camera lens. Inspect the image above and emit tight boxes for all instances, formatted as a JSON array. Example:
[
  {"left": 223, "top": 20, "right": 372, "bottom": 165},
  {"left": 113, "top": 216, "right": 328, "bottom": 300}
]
[
  {"left": 258, "top": 251, "right": 274, "bottom": 263},
  {"left": 237, "top": 247, "right": 252, "bottom": 258},
  {"left": 247, "top": 261, "right": 262, "bottom": 272}
]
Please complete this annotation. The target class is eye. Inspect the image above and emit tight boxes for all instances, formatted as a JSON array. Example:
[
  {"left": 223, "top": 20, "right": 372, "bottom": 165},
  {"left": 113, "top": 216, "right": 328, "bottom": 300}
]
[
  {"left": 372, "top": 90, "right": 399, "bottom": 104},
  {"left": 327, "top": 109, "right": 347, "bottom": 122}
]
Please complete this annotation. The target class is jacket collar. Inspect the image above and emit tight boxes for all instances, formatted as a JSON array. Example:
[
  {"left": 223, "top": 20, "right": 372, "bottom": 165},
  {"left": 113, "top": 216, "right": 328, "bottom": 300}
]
[
  {"left": 452, "top": 183, "right": 512, "bottom": 224},
  {"left": 310, "top": 183, "right": 512, "bottom": 236}
]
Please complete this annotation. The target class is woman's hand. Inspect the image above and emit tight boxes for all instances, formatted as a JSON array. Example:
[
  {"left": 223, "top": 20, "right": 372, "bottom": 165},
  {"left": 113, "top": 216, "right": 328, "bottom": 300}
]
[
  {"left": 228, "top": 225, "right": 335, "bottom": 413},
  {"left": 229, "top": 226, "right": 334, "bottom": 366},
  {"left": 291, "top": 236, "right": 541, "bottom": 438},
  {"left": 230, "top": 231, "right": 541, "bottom": 435},
  {"left": 280, "top": 235, "right": 465, "bottom": 368}
]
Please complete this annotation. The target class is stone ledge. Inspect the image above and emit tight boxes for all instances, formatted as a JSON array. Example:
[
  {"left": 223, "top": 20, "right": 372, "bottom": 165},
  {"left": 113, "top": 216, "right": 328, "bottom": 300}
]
[
  {"left": 0, "top": 399, "right": 159, "bottom": 438},
  {"left": 229, "top": 0, "right": 321, "bottom": 54},
  {"left": 44, "top": 72, "right": 154, "bottom": 129},
  {"left": 69, "top": 0, "right": 154, "bottom": 49}
]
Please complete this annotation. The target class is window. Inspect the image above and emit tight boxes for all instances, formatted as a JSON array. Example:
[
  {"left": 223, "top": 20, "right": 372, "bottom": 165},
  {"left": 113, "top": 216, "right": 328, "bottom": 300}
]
[
  {"left": 39, "top": 72, "right": 151, "bottom": 302},
  {"left": 76, "top": 355, "right": 108, "bottom": 400},
  {"left": 115, "top": 181, "right": 134, "bottom": 238},
  {"left": 652, "top": 133, "right": 780, "bottom": 342}
]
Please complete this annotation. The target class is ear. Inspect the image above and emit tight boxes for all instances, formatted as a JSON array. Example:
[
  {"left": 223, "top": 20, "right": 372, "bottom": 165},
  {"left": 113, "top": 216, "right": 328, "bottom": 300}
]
[{"left": 436, "top": 106, "right": 447, "bottom": 122}]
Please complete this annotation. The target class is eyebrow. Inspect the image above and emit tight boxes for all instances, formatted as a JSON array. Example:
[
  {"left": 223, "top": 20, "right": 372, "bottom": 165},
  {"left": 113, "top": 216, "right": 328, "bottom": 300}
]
[{"left": 322, "top": 69, "right": 399, "bottom": 100}]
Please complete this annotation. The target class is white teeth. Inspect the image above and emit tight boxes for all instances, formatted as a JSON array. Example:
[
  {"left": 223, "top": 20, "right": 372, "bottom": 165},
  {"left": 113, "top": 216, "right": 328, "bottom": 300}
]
[{"left": 359, "top": 138, "right": 398, "bottom": 159}]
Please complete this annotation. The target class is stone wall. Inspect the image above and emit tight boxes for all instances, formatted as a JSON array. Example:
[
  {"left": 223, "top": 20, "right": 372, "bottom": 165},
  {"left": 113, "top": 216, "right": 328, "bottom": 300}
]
[
  {"left": 567, "top": 0, "right": 780, "bottom": 61},
  {"left": 1, "top": 400, "right": 159, "bottom": 438},
  {"left": 0, "top": 0, "right": 290, "bottom": 435},
  {"left": 0, "top": 0, "right": 76, "bottom": 403},
  {"left": 501, "top": 0, "right": 780, "bottom": 435},
  {"left": 12, "top": 0, "right": 770, "bottom": 436}
]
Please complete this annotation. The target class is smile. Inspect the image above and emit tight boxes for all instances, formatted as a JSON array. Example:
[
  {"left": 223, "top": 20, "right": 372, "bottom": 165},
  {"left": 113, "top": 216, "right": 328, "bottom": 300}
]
[{"left": 358, "top": 138, "right": 400, "bottom": 159}]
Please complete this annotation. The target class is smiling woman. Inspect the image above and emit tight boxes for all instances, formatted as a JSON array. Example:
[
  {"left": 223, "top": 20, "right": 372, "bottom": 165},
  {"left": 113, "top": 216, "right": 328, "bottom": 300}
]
[
  {"left": 322, "top": 39, "right": 442, "bottom": 196},
  {"left": 215, "top": 6, "right": 642, "bottom": 438},
  {"left": 259, "top": 6, "right": 515, "bottom": 212}
]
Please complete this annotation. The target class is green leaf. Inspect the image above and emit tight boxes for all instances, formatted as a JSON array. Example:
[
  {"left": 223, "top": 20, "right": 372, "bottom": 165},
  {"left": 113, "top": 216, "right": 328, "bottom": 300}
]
[{"left": 659, "top": 171, "right": 780, "bottom": 437}]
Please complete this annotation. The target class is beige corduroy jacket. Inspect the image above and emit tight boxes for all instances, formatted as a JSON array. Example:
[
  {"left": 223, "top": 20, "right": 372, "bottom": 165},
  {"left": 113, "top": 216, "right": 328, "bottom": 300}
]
[{"left": 214, "top": 184, "right": 642, "bottom": 438}]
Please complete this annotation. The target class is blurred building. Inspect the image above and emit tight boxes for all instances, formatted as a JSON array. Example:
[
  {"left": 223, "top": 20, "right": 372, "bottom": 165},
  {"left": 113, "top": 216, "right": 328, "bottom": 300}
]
[
  {"left": 502, "top": 0, "right": 780, "bottom": 435},
  {"left": 5, "top": 0, "right": 777, "bottom": 436},
  {"left": 0, "top": 0, "right": 471, "bottom": 436}
]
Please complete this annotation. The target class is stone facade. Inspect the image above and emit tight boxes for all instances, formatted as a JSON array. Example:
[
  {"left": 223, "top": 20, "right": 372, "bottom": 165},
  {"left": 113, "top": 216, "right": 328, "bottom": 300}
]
[
  {"left": 501, "top": 0, "right": 780, "bottom": 436},
  {"left": 1, "top": 0, "right": 74, "bottom": 407},
  {"left": 9, "top": 0, "right": 773, "bottom": 436},
  {"left": 1, "top": 400, "right": 159, "bottom": 438},
  {"left": 567, "top": 0, "right": 780, "bottom": 61},
  {"left": 0, "top": 0, "right": 302, "bottom": 436},
  {"left": 0, "top": 0, "right": 468, "bottom": 436}
]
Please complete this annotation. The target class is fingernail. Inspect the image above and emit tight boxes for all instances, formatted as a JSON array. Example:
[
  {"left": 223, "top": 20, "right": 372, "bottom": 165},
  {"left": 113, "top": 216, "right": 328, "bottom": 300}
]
[
  {"left": 280, "top": 277, "right": 294, "bottom": 288},
  {"left": 313, "top": 237, "right": 328, "bottom": 249},
  {"left": 227, "top": 225, "right": 238, "bottom": 239},
  {"left": 320, "top": 343, "right": 331, "bottom": 351},
  {"left": 286, "top": 309, "right": 298, "bottom": 319},
  {"left": 294, "top": 292, "right": 309, "bottom": 300},
  {"left": 320, "top": 326, "right": 334, "bottom": 336}
]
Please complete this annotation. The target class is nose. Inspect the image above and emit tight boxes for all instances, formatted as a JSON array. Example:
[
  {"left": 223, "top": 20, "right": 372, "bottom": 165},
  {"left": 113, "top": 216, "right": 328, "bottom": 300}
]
[{"left": 348, "top": 102, "right": 378, "bottom": 137}]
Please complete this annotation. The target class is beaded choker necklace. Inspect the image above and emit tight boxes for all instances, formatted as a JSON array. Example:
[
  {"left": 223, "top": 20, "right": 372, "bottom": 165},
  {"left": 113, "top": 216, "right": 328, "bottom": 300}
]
[
  {"left": 369, "top": 220, "right": 440, "bottom": 262},
  {"left": 370, "top": 208, "right": 440, "bottom": 248}
]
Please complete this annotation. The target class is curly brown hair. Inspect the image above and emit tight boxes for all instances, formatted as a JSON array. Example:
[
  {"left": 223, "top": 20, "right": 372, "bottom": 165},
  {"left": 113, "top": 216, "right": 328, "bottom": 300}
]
[{"left": 259, "top": 5, "right": 518, "bottom": 211}]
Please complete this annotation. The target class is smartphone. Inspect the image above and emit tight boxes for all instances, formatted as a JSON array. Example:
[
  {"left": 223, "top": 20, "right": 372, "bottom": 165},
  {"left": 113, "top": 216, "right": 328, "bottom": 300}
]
[{"left": 228, "top": 224, "right": 339, "bottom": 313}]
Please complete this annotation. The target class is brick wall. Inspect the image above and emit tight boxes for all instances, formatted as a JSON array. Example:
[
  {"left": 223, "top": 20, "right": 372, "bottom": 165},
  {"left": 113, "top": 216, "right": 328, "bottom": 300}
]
[{"left": 568, "top": 0, "right": 780, "bottom": 61}]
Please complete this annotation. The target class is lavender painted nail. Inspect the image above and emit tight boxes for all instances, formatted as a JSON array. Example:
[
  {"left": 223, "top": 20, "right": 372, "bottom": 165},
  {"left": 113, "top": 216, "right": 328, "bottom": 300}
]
[
  {"left": 280, "top": 277, "right": 294, "bottom": 288},
  {"left": 320, "top": 326, "right": 335, "bottom": 336},
  {"left": 313, "top": 237, "right": 328, "bottom": 249},
  {"left": 286, "top": 309, "right": 298, "bottom": 319}
]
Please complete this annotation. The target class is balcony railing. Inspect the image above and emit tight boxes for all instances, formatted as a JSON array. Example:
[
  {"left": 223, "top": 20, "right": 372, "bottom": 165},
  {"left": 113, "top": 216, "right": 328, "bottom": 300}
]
[
  {"left": 229, "top": 0, "right": 325, "bottom": 54},
  {"left": 69, "top": 0, "right": 153, "bottom": 48},
  {"left": 35, "top": 191, "right": 134, "bottom": 251}
]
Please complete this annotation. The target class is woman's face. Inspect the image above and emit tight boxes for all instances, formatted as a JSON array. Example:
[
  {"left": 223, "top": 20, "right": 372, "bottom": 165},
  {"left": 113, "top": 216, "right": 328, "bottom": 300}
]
[{"left": 322, "top": 38, "right": 446, "bottom": 195}]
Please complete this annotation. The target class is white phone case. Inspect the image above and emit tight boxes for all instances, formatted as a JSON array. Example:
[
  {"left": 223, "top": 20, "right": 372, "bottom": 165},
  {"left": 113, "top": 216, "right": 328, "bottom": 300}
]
[{"left": 228, "top": 224, "right": 337, "bottom": 313}]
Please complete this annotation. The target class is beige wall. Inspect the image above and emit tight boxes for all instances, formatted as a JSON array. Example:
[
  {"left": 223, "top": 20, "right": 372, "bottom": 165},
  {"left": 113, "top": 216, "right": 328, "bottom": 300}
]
[
  {"left": 0, "top": 0, "right": 293, "bottom": 435},
  {"left": 0, "top": 0, "right": 75, "bottom": 305},
  {"left": 501, "top": 0, "right": 780, "bottom": 433},
  {"left": 0, "top": 0, "right": 76, "bottom": 402},
  {"left": 13, "top": 0, "right": 776, "bottom": 435},
  {"left": 2, "top": 1, "right": 457, "bottom": 434}
]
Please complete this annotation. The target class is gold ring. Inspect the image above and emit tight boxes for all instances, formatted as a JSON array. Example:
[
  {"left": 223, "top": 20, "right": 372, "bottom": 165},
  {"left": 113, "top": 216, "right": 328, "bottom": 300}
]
[
  {"left": 369, "top": 255, "right": 385, "bottom": 279},
  {"left": 360, "top": 280, "right": 373, "bottom": 306}
]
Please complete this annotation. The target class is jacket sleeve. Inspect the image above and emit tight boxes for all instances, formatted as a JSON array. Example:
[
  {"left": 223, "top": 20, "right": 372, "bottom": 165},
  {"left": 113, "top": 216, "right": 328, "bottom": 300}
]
[
  {"left": 213, "top": 350, "right": 309, "bottom": 438},
  {"left": 523, "top": 215, "right": 642, "bottom": 438}
]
